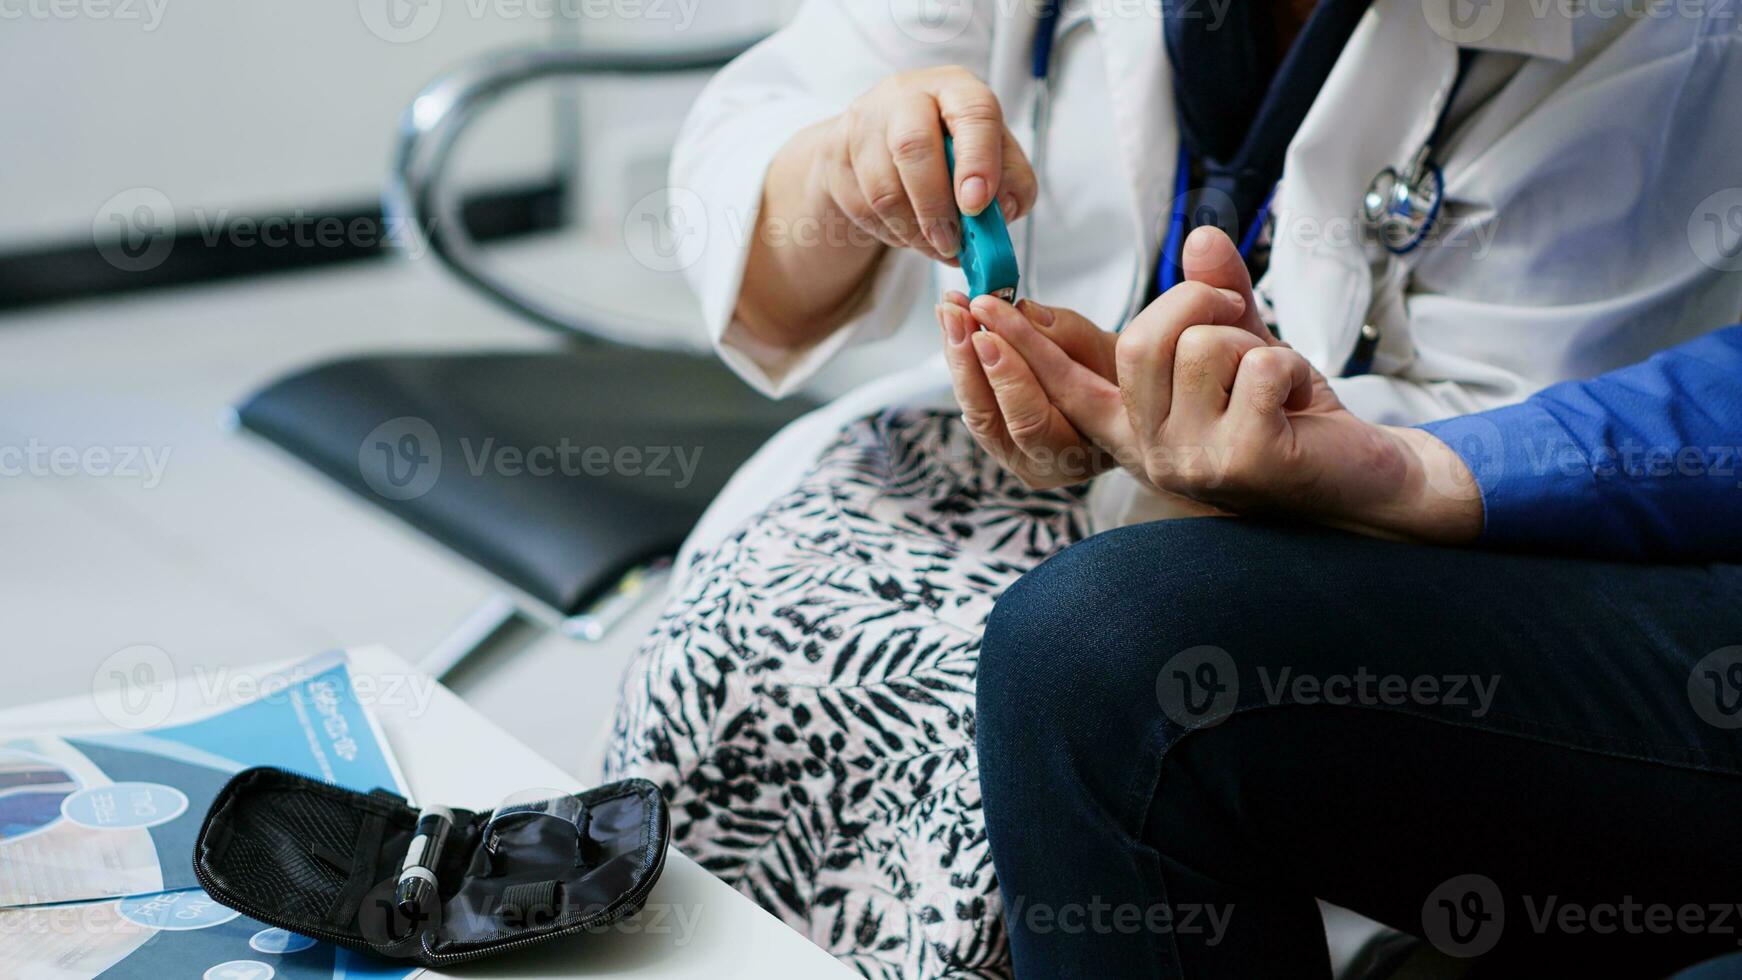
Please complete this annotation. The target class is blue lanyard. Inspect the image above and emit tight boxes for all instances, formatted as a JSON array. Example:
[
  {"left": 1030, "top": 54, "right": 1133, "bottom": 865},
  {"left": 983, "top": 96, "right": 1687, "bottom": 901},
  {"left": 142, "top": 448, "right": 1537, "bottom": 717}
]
[
  {"left": 1030, "top": 2, "right": 1272, "bottom": 302},
  {"left": 1031, "top": 1, "right": 1064, "bottom": 79},
  {"left": 1155, "top": 150, "right": 1276, "bottom": 295}
]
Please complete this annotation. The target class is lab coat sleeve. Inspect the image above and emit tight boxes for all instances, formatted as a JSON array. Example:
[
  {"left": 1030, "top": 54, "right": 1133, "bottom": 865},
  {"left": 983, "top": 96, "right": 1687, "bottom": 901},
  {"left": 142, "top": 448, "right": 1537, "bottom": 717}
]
[{"left": 670, "top": 1, "right": 995, "bottom": 398}]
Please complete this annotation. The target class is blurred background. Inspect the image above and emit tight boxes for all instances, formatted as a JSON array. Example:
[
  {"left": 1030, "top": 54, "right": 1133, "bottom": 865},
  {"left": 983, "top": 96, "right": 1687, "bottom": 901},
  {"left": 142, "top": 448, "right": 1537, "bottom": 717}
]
[{"left": 0, "top": 0, "right": 938, "bottom": 778}]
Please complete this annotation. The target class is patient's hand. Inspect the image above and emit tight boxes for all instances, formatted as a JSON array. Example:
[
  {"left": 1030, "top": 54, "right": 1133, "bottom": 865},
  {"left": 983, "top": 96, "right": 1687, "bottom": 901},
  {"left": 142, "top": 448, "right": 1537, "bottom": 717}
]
[
  {"left": 940, "top": 291, "right": 1221, "bottom": 518},
  {"left": 971, "top": 227, "right": 1484, "bottom": 544},
  {"left": 938, "top": 293, "right": 1115, "bottom": 489}
]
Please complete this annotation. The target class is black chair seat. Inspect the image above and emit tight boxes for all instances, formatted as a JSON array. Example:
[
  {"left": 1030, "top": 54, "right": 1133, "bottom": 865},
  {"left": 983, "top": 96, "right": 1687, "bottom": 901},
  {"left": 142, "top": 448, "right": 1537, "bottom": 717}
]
[{"left": 237, "top": 346, "right": 815, "bottom": 617}]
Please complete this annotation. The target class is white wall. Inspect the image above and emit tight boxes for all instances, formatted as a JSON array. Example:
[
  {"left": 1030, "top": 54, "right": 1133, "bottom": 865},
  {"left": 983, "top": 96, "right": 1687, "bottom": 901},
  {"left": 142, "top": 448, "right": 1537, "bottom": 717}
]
[{"left": 0, "top": 0, "right": 799, "bottom": 254}]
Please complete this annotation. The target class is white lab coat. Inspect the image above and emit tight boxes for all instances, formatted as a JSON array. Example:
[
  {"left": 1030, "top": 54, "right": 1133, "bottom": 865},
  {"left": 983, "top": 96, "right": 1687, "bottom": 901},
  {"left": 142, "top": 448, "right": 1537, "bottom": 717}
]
[{"left": 669, "top": 0, "right": 1742, "bottom": 561}]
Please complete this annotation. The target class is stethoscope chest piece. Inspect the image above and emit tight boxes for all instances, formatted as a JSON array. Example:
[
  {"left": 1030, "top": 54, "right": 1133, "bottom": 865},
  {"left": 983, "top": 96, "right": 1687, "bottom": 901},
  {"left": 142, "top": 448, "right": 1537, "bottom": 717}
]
[{"left": 1362, "top": 152, "right": 1445, "bottom": 255}]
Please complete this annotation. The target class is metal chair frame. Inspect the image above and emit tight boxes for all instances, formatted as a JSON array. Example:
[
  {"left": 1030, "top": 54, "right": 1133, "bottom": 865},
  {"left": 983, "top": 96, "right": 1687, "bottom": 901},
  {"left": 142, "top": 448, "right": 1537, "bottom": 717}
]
[{"left": 367, "top": 36, "right": 766, "bottom": 676}]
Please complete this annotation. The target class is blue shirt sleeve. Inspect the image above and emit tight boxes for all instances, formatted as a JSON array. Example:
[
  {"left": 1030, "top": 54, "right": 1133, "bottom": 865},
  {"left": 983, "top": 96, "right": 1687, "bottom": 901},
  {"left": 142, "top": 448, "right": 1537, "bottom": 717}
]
[{"left": 1419, "top": 325, "right": 1742, "bottom": 561}]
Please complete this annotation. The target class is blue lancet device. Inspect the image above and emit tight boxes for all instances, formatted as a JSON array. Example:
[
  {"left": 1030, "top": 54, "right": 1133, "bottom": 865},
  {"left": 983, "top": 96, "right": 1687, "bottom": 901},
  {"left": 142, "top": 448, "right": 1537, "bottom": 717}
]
[{"left": 944, "top": 136, "right": 1021, "bottom": 302}]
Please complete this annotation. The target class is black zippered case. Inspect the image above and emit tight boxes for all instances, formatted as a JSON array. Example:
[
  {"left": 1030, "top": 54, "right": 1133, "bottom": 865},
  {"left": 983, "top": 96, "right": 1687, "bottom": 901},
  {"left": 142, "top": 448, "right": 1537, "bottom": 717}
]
[{"left": 193, "top": 767, "right": 670, "bottom": 967}]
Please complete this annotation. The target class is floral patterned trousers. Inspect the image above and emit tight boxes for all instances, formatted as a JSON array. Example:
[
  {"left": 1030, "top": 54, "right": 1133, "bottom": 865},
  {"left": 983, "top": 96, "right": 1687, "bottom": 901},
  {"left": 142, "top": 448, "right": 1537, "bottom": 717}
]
[{"left": 606, "top": 409, "right": 1091, "bottom": 979}]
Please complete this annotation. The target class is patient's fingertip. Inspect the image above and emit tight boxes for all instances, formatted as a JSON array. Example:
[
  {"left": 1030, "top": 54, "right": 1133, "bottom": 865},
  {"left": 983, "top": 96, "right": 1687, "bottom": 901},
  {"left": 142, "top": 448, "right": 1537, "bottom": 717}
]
[
  {"left": 1217, "top": 288, "right": 1245, "bottom": 311},
  {"left": 1016, "top": 299, "right": 1055, "bottom": 327},
  {"left": 968, "top": 294, "right": 1001, "bottom": 324},
  {"left": 971, "top": 332, "right": 1002, "bottom": 367},
  {"left": 940, "top": 305, "right": 969, "bottom": 346}
]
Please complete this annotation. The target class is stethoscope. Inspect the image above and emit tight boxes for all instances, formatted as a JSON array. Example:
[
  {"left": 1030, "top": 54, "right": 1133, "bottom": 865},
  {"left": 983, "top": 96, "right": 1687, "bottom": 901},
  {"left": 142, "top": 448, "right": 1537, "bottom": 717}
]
[
  {"left": 1360, "top": 49, "right": 1476, "bottom": 255},
  {"left": 1025, "top": 2, "right": 1467, "bottom": 316}
]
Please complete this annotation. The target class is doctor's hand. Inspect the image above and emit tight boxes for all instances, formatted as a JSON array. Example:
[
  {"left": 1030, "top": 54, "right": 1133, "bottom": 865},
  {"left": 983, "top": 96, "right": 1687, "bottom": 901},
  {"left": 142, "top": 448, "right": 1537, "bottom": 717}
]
[
  {"left": 814, "top": 66, "right": 1036, "bottom": 263},
  {"left": 977, "top": 227, "right": 1484, "bottom": 543},
  {"left": 740, "top": 67, "right": 1034, "bottom": 353}
]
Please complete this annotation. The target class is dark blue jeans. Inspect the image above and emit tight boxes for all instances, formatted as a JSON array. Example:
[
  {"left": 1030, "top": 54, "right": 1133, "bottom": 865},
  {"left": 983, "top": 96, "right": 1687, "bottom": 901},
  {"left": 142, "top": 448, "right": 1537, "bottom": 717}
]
[{"left": 977, "top": 519, "right": 1742, "bottom": 979}]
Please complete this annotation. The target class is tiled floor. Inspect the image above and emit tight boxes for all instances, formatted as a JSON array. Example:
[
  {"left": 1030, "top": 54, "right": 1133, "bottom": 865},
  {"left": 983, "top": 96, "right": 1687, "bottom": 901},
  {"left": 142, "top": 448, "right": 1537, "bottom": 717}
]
[{"left": 0, "top": 231, "right": 934, "bottom": 778}]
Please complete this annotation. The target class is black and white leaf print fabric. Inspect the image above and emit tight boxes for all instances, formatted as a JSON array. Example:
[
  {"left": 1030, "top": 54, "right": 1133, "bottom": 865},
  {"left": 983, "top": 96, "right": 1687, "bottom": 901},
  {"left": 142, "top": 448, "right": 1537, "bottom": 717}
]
[{"left": 606, "top": 409, "right": 1089, "bottom": 979}]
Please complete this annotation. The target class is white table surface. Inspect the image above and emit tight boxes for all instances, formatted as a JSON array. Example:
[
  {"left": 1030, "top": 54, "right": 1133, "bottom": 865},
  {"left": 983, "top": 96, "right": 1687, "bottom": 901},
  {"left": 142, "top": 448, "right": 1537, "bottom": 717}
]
[{"left": 0, "top": 645, "right": 854, "bottom": 979}]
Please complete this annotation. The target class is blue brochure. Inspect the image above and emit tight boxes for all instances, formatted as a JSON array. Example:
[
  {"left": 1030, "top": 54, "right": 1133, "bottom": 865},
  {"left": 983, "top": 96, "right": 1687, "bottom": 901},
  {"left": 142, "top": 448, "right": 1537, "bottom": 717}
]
[{"left": 0, "top": 652, "right": 419, "bottom": 979}]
